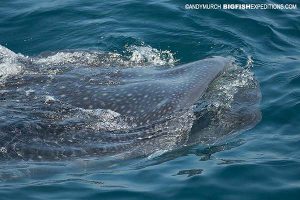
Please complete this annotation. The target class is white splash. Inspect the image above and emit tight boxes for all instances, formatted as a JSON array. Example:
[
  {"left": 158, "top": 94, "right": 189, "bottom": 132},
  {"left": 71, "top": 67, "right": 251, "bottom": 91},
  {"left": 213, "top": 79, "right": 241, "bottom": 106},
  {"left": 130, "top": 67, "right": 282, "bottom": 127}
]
[
  {"left": 203, "top": 59, "right": 256, "bottom": 111},
  {"left": 44, "top": 95, "right": 56, "bottom": 104},
  {"left": 126, "top": 45, "right": 177, "bottom": 66},
  {"left": 34, "top": 51, "right": 101, "bottom": 66},
  {"left": 0, "top": 45, "right": 24, "bottom": 81},
  {"left": 31, "top": 44, "right": 177, "bottom": 68}
]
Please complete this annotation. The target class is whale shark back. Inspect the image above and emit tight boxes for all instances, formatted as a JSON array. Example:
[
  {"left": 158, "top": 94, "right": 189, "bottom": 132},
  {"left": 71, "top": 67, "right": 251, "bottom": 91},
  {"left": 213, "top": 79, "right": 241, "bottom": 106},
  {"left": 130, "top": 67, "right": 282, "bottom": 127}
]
[{"left": 45, "top": 56, "right": 230, "bottom": 125}]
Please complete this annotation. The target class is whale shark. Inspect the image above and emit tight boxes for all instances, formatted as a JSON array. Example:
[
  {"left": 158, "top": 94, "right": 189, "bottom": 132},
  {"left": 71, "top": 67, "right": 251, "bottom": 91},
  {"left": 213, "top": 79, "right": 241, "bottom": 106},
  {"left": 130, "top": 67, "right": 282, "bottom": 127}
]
[{"left": 0, "top": 46, "right": 260, "bottom": 160}]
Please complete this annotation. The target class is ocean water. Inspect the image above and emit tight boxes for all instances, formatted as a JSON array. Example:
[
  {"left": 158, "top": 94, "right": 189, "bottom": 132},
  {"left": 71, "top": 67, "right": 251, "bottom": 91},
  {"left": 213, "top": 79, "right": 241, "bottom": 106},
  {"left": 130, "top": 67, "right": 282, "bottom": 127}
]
[{"left": 0, "top": 0, "right": 299, "bottom": 199}]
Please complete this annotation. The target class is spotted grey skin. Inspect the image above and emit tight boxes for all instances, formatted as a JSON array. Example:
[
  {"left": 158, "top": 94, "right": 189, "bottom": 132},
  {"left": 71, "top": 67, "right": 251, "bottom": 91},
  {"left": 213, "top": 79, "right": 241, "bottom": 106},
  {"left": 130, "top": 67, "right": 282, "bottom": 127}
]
[
  {"left": 0, "top": 56, "right": 231, "bottom": 160},
  {"left": 45, "top": 56, "right": 230, "bottom": 125}
]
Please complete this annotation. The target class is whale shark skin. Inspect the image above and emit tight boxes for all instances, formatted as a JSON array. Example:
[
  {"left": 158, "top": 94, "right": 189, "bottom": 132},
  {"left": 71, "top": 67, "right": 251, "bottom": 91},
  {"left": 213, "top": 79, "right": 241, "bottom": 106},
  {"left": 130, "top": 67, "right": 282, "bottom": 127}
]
[{"left": 45, "top": 56, "right": 230, "bottom": 125}]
